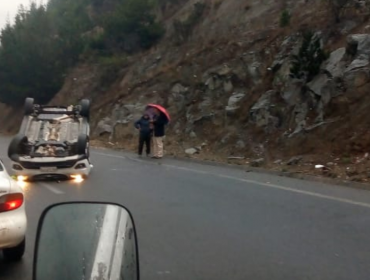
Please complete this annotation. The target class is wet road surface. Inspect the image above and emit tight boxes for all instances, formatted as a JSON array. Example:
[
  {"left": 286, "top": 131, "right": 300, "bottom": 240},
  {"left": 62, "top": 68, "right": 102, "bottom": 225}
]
[{"left": 0, "top": 136, "right": 370, "bottom": 280}]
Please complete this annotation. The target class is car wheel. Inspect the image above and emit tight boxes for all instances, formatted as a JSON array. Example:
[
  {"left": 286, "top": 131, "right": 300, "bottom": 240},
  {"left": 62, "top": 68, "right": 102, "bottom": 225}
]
[
  {"left": 3, "top": 239, "right": 25, "bottom": 262},
  {"left": 79, "top": 99, "right": 90, "bottom": 119},
  {"left": 77, "top": 134, "right": 88, "bottom": 155},
  {"left": 8, "top": 134, "right": 28, "bottom": 160},
  {"left": 86, "top": 140, "right": 90, "bottom": 159},
  {"left": 24, "top": 98, "right": 34, "bottom": 116}
]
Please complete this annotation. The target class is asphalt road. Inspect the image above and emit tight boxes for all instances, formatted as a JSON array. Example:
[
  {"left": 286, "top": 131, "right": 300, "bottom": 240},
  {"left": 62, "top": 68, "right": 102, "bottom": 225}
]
[{"left": 1, "top": 136, "right": 370, "bottom": 280}]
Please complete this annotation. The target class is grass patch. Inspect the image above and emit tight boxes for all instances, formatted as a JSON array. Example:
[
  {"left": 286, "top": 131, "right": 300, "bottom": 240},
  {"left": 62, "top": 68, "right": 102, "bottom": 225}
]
[
  {"left": 96, "top": 54, "right": 128, "bottom": 87},
  {"left": 173, "top": 2, "right": 206, "bottom": 43}
]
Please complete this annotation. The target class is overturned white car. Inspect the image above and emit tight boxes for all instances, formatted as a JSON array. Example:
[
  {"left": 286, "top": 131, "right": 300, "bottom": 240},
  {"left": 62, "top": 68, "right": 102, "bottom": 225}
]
[{"left": 8, "top": 98, "right": 92, "bottom": 181}]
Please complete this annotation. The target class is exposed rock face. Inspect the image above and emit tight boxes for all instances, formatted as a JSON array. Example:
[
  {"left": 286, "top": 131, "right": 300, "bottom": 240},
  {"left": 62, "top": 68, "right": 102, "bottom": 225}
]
[
  {"left": 168, "top": 83, "right": 188, "bottom": 111},
  {"left": 344, "top": 34, "right": 370, "bottom": 88},
  {"left": 323, "top": 47, "right": 346, "bottom": 78},
  {"left": 247, "top": 32, "right": 370, "bottom": 138},
  {"left": 92, "top": 31, "right": 370, "bottom": 152},
  {"left": 250, "top": 90, "right": 279, "bottom": 130}
]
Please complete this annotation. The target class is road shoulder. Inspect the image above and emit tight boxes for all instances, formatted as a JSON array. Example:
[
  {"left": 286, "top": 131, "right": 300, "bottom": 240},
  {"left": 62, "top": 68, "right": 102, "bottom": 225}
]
[{"left": 91, "top": 145, "right": 370, "bottom": 192}]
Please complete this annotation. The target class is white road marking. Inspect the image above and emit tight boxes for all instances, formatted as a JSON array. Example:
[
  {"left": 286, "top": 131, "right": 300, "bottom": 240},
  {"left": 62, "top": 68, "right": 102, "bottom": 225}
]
[
  {"left": 41, "top": 183, "right": 64, "bottom": 195},
  {"left": 93, "top": 151, "right": 128, "bottom": 159},
  {"left": 217, "top": 174, "right": 370, "bottom": 209},
  {"left": 93, "top": 151, "right": 370, "bottom": 209},
  {"left": 164, "top": 165, "right": 209, "bottom": 174}
]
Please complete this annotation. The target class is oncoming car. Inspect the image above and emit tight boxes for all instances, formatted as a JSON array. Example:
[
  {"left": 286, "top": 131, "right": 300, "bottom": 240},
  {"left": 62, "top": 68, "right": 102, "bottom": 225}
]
[
  {"left": 0, "top": 159, "right": 27, "bottom": 261},
  {"left": 8, "top": 97, "right": 92, "bottom": 182}
]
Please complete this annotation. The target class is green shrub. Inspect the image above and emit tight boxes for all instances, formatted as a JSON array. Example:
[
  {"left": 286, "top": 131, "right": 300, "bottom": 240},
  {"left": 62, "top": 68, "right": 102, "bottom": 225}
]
[
  {"left": 290, "top": 31, "right": 329, "bottom": 82},
  {"left": 97, "top": 55, "right": 128, "bottom": 87},
  {"left": 0, "top": 0, "right": 166, "bottom": 106},
  {"left": 280, "top": 10, "right": 291, "bottom": 27},
  {"left": 102, "top": 0, "right": 165, "bottom": 52},
  {"left": 0, "top": 0, "right": 94, "bottom": 106}
]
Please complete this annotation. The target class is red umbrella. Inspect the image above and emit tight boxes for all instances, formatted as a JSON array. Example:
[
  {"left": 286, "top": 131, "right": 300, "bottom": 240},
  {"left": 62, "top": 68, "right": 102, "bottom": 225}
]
[{"left": 146, "top": 104, "right": 170, "bottom": 122}]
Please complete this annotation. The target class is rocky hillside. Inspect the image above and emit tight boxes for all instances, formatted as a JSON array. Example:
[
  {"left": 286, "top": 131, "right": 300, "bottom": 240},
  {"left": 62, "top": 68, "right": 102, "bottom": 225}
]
[{"left": 4, "top": 0, "right": 370, "bottom": 182}]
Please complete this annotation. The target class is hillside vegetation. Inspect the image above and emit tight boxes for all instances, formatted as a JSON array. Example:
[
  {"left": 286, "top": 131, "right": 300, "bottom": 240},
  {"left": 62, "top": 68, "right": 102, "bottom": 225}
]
[{"left": 0, "top": 0, "right": 165, "bottom": 105}]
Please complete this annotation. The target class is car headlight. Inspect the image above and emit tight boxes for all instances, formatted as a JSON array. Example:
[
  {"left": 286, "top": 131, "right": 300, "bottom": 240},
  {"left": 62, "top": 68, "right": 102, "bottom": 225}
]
[
  {"left": 75, "top": 163, "right": 86, "bottom": 169},
  {"left": 13, "top": 164, "right": 23, "bottom": 170}
]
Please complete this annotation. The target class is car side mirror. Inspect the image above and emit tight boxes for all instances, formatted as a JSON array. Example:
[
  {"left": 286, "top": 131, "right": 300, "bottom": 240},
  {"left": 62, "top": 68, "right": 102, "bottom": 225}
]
[{"left": 32, "top": 202, "right": 139, "bottom": 280}]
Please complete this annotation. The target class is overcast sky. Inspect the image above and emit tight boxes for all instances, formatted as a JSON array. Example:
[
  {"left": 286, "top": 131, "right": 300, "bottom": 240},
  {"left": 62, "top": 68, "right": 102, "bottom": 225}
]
[{"left": 0, "top": 0, "right": 35, "bottom": 30}]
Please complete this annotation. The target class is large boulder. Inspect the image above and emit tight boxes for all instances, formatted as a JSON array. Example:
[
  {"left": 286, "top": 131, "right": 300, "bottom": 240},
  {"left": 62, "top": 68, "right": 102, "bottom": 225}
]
[
  {"left": 281, "top": 79, "right": 304, "bottom": 106},
  {"left": 202, "top": 65, "right": 233, "bottom": 91},
  {"left": 205, "top": 65, "right": 233, "bottom": 77},
  {"left": 247, "top": 61, "right": 262, "bottom": 82},
  {"left": 112, "top": 103, "right": 145, "bottom": 124},
  {"left": 112, "top": 104, "right": 128, "bottom": 123},
  {"left": 168, "top": 83, "right": 188, "bottom": 111},
  {"left": 205, "top": 75, "right": 223, "bottom": 91},
  {"left": 346, "top": 34, "right": 370, "bottom": 57},
  {"left": 185, "top": 104, "right": 215, "bottom": 134},
  {"left": 322, "top": 47, "right": 346, "bottom": 78},
  {"left": 344, "top": 34, "right": 370, "bottom": 88},
  {"left": 95, "top": 117, "right": 113, "bottom": 136},
  {"left": 250, "top": 90, "right": 280, "bottom": 130},
  {"left": 289, "top": 102, "right": 308, "bottom": 137},
  {"left": 271, "top": 34, "right": 300, "bottom": 83},
  {"left": 185, "top": 148, "right": 199, "bottom": 155},
  {"left": 223, "top": 79, "right": 234, "bottom": 93},
  {"left": 307, "top": 74, "right": 337, "bottom": 105},
  {"left": 272, "top": 59, "right": 292, "bottom": 87},
  {"left": 225, "top": 92, "right": 246, "bottom": 114},
  {"left": 346, "top": 54, "right": 369, "bottom": 72}
]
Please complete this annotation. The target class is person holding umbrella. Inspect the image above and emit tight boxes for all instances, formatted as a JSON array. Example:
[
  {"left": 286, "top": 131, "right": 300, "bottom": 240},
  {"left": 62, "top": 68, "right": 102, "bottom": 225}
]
[
  {"left": 134, "top": 112, "right": 153, "bottom": 157},
  {"left": 147, "top": 104, "right": 170, "bottom": 159}
]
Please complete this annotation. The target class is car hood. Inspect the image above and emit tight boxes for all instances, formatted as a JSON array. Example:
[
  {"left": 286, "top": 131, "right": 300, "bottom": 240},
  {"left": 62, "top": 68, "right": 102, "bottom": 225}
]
[{"left": 0, "top": 172, "right": 11, "bottom": 195}]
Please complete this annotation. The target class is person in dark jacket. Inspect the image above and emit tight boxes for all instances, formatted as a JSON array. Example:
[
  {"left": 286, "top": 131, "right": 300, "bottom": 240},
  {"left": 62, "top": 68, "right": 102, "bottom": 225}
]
[
  {"left": 134, "top": 113, "right": 153, "bottom": 156},
  {"left": 150, "top": 108, "right": 168, "bottom": 159}
]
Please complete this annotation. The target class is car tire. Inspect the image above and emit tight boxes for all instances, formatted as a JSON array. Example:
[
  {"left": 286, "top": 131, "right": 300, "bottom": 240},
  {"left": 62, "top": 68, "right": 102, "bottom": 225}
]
[
  {"left": 3, "top": 239, "right": 25, "bottom": 262},
  {"left": 8, "top": 134, "right": 28, "bottom": 160},
  {"left": 79, "top": 99, "right": 90, "bottom": 119},
  {"left": 24, "top": 98, "right": 34, "bottom": 116},
  {"left": 86, "top": 138, "right": 90, "bottom": 159},
  {"left": 77, "top": 134, "right": 88, "bottom": 155}
]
